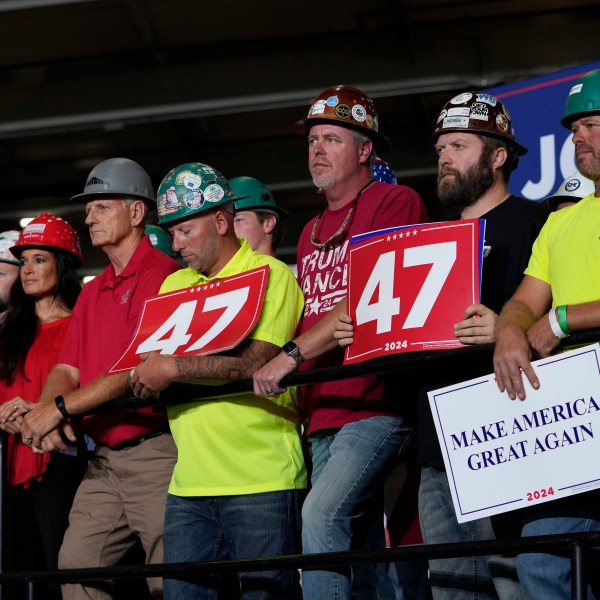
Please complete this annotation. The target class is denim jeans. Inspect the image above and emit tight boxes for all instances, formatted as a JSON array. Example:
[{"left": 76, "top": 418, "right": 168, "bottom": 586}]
[
  {"left": 163, "top": 491, "right": 301, "bottom": 600},
  {"left": 517, "top": 490, "right": 600, "bottom": 600},
  {"left": 419, "top": 466, "right": 523, "bottom": 600},
  {"left": 301, "top": 415, "right": 412, "bottom": 600}
]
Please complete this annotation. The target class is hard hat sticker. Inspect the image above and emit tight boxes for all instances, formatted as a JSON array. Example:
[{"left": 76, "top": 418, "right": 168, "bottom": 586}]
[
  {"left": 475, "top": 93, "right": 498, "bottom": 106},
  {"left": 352, "top": 104, "right": 367, "bottom": 122},
  {"left": 569, "top": 83, "right": 583, "bottom": 96},
  {"left": 496, "top": 113, "right": 509, "bottom": 133},
  {"left": 310, "top": 99, "right": 327, "bottom": 115},
  {"left": 469, "top": 103, "right": 489, "bottom": 121},
  {"left": 450, "top": 92, "right": 473, "bottom": 104},
  {"left": 176, "top": 171, "right": 202, "bottom": 190},
  {"left": 334, "top": 104, "right": 351, "bottom": 119},
  {"left": 204, "top": 184, "right": 225, "bottom": 203},
  {"left": 24, "top": 223, "right": 46, "bottom": 234},
  {"left": 158, "top": 186, "right": 180, "bottom": 216},
  {"left": 184, "top": 190, "right": 204, "bottom": 209},
  {"left": 447, "top": 107, "right": 470, "bottom": 117},
  {"left": 442, "top": 116, "right": 469, "bottom": 129},
  {"left": 565, "top": 178, "right": 581, "bottom": 192}
]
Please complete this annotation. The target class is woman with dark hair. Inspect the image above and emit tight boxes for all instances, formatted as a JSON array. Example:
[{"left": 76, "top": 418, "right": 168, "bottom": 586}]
[{"left": 0, "top": 213, "right": 87, "bottom": 597}]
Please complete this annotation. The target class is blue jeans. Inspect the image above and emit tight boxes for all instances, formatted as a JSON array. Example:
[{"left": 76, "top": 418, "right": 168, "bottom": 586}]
[
  {"left": 163, "top": 491, "right": 301, "bottom": 600},
  {"left": 517, "top": 490, "right": 600, "bottom": 600},
  {"left": 301, "top": 415, "right": 412, "bottom": 600},
  {"left": 419, "top": 466, "right": 523, "bottom": 600}
]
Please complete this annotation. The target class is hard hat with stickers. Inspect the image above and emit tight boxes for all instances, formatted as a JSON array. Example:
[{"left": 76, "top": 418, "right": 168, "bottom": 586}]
[
  {"left": 295, "top": 84, "right": 391, "bottom": 153},
  {"left": 433, "top": 91, "right": 527, "bottom": 157},
  {"left": 157, "top": 163, "right": 239, "bottom": 226}
]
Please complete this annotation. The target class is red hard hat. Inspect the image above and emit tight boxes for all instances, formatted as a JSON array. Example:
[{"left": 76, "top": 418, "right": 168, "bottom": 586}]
[
  {"left": 11, "top": 213, "right": 83, "bottom": 267},
  {"left": 295, "top": 84, "right": 391, "bottom": 153}
]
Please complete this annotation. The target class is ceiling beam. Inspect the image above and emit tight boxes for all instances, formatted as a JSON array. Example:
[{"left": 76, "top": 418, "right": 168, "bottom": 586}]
[
  {"left": 0, "top": 75, "right": 494, "bottom": 139},
  {"left": 0, "top": 0, "right": 99, "bottom": 11}
]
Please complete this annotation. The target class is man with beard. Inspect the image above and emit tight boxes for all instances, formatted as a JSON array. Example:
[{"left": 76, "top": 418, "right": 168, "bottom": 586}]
[
  {"left": 493, "top": 70, "right": 600, "bottom": 599},
  {"left": 0, "top": 231, "right": 20, "bottom": 322},
  {"left": 418, "top": 91, "right": 548, "bottom": 599}
]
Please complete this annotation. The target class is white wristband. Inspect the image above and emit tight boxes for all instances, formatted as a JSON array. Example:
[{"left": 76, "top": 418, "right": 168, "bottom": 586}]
[{"left": 548, "top": 308, "right": 568, "bottom": 339}]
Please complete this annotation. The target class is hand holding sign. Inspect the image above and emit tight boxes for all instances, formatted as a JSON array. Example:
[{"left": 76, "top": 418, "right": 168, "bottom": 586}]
[
  {"left": 109, "top": 266, "right": 269, "bottom": 374},
  {"left": 344, "top": 220, "right": 483, "bottom": 364},
  {"left": 429, "top": 344, "right": 600, "bottom": 522}
]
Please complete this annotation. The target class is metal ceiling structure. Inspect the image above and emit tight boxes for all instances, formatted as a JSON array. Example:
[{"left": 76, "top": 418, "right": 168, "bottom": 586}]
[{"left": 1, "top": 0, "right": 599, "bottom": 272}]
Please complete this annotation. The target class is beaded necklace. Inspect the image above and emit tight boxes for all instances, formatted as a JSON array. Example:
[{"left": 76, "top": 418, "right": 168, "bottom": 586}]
[{"left": 310, "top": 180, "right": 373, "bottom": 250}]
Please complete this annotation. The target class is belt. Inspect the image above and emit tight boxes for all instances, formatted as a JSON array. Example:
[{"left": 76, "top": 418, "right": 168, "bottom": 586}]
[{"left": 105, "top": 428, "right": 166, "bottom": 451}]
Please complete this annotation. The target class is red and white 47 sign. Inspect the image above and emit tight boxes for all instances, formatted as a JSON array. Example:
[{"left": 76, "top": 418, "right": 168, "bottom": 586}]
[
  {"left": 344, "top": 220, "right": 483, "bottom": 365},
  {"left": 109, "top": 266, "right": 269, "bottom": 374}
]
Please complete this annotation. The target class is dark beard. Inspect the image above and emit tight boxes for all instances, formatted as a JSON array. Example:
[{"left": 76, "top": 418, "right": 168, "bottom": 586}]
[{"left": 437, "top": 151, "right": 495, "bottom": 208}]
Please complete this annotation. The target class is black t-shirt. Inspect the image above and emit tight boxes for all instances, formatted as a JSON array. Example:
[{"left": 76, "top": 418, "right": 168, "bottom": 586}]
[{"left": 418, "top": 195, "right": 550, "bottom": 469}]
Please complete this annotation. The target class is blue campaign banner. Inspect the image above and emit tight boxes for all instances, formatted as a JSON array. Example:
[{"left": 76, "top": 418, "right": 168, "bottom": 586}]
[{"left": 486, "top": 61, "right": 600, "bottom": 201}]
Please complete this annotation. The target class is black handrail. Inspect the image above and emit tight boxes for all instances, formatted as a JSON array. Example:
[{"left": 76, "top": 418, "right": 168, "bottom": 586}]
[
  {"left": 91, "top": 327, "right": 600, "bottom": 414},
  {"left": 3, "top": 329, "right": 600, "bottom": 599},
  {"left": 1, "top": 532, "right": 599, "bottom": 600}
]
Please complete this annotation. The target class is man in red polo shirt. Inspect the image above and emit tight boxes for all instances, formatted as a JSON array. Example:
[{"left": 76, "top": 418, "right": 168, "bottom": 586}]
[{"left": 21, "top": 158, "right": 180, "bottom": 600}]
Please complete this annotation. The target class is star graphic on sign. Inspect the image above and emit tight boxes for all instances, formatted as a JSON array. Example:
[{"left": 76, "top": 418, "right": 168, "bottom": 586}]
[
  {"left": 412, "top": 230, "right": 418, "bottom": 236},
  {"left": 210, "top": 283, "right": 214, "bottom": 289},
  {"left": 399, "top": 231, "right": 404, "bottom": 238},
  {"left": 393, "top": 234, "right": 397, "bottom": 240},
  {"left": 387, "top": 236, "right": 391, "bottom": 242},
  {"left": 215, "top": 281, "right": 221, "bottom": 287}
]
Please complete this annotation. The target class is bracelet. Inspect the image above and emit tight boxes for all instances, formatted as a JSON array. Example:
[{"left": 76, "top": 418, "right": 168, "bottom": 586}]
[
  {"left": 548, "top": 308, "right": 568, "bottom": 339},
  {"left": 556, "top": 304, "right": 570, "bottom": 335},
  {"left": 55, "top": 395, "right": 71, "bottom": 419}
]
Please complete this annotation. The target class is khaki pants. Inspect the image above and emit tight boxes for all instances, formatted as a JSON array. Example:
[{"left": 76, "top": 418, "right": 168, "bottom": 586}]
[{"left": 59, "top": 433, "right": 177, "bottom": 600}]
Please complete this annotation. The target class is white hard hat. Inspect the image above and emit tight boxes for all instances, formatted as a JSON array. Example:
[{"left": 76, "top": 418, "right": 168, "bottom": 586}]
[
  {"left": 543, "top": 171, "right": 595, "bottom": 210},
  {"left": 0, "top": 230, "right": 20, "bottom": 265}
]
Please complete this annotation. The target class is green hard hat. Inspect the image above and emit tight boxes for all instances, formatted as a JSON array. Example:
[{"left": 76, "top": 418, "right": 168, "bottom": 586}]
[
  {"left": 561, "top": 69, "right": 600, "bottom": 128},
  {"left": 157, "top": 163, "right": 239, "bottom": 225},
  {"left": 145, "top": 224, "right": 174, "bottom": 257},
  {"left": 229, "top": 176, "right": 289, "bottom": 220}
]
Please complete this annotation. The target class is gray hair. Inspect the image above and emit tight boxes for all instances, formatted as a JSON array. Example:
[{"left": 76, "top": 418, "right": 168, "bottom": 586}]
[
  {"left": 352, "top": 130, "right": 376, "bottom": 170},
  {"left": 122, "top": 198, "right": 149, "bottom": 222}
]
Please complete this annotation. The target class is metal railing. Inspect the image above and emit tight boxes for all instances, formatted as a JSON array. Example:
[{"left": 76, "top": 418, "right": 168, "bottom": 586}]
[
  {"left": 1, "top": 530, "right": 599, "bottom": 600},
  {"left": 2, "top": 329, "right": 600, "bottom": 600}
]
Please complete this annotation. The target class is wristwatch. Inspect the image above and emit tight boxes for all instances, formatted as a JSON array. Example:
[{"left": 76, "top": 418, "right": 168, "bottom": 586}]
[
  {"left": 55, "top": 395, "right": 71, "bottom": 419},
  {"left": 282, "top": 341, "right": 305, "bottom": 365}
]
